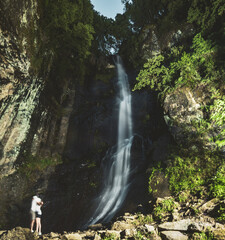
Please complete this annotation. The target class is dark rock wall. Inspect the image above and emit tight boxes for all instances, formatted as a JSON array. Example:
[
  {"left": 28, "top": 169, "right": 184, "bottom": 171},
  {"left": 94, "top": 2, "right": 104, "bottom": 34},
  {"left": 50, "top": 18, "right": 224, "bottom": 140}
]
[{"left": 0, "top": 0, "right": 76, "bottom": 230}]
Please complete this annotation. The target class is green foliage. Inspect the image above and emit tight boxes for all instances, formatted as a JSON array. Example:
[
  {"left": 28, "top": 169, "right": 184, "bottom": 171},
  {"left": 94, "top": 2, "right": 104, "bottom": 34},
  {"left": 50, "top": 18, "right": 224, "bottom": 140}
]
[
  {"left": 87, "top": 161, "right": 96, "bottom": 169},
  {"left": 153, "top": 198, "right": 176, "bottom": 221},
  {"left": 90, "top": 12, "right": 115, "bottom": 56},
  {"left": 217, "top": 202, "right": 225, "bottom": 222},
  {"left": 89, "top": 182, "right": 97, "bottom": 188},
  {"left": 102, "top": 234, "right": 117, "bottom": 240},
  {"left": 134, "top": 231, "right": 145, "bottom": 240},
  {"left": 148, "top": 144, "right": 224, "bottom": 202},
  {"left": 187, "top": 0, "right": 225, "bottom": 34},
  {"left": 18, "top": 154, "right": 62, "bottom": 178},
  {"left": 165, "top": 148, "right": 224, "bottom": 198},
  {"left": 208, "top": 95, "right": 225, "bottom": 149},
  {"left": 136, "top": 214, "right": 154, "bottom": 225},
  {"left": 36, "top": 0, "right": 94, "bottom": 78},
  {"left": 210, "top": 97, "right": 225, "bottom": 128},
  {"left": 133, "top": 33, "right": 216, "bottom": 98},
  {"left": 166, "top": 155, "right": 205, "bottom": 195},
  {"left": 148, "top": 164, "right": 164, "bottom": 194},
  {"left": 133, "top": 55, "right": 169, "bottom": 92},
  {"left": 192, "top": 231, "right": 214, "bottom": 240},
  {"left": 210, "top": 164, "right": 225, "bottom": 199}
]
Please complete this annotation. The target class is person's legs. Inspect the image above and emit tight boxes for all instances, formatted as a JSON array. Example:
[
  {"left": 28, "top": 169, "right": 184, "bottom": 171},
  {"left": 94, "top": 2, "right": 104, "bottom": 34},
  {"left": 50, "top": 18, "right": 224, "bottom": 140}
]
[
  {"left": 38, "top": 218, "right": 42, "bottom": 235},
  {"left": 36, "top": 216, "right": 42, "bottom": 235},
  {"left": 30, "top": 219, "right": 35, "bottom": 232},
  {"left": 35, "top": 217, "right": 40, "bottom": 232},
  {"left": 30, "top": 210, "right": 36, "bottom": 232}
]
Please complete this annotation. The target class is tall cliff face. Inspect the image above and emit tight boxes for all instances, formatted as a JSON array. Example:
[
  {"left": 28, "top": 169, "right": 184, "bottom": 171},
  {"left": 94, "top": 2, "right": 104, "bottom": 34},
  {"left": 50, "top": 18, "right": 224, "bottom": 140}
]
[
  {"left": 0, "top": 29, "right": 43, "bottom": 176},
  {"left": 0, "top": 0, "right": 75, "bottom": 177},
  {"left": 0, "top": 0, "right": 76, "bottom": 230}
]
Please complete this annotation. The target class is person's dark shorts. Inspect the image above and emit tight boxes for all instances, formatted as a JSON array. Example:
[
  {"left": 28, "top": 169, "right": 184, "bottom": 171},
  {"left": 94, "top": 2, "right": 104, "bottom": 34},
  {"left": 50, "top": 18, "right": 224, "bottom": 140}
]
[
  {"left": 30, "top": 210, "right": 36, "bottom": 220},
  {"left": 36, "top": 212, "right": 42, "bottom": 218}
]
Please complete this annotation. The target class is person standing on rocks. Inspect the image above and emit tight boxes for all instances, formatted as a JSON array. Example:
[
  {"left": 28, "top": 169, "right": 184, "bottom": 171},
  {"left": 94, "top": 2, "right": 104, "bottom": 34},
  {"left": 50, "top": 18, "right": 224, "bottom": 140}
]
[
  {"left": 30, "top": 195, "right": 43, "bottom": 234},
  {"left": 30, "top": 196, "right": 38, "bottom": 232},
  {"left": 35, "top": 196, "right": 43, "bottom": 236}
]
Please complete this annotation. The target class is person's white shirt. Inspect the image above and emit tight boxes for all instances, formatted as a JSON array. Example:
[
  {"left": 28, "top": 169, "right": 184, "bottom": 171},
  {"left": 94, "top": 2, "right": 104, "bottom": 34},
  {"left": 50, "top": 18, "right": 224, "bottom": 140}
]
[
  {"left": 36, "top": 197, "right": 42, "bottom": 215},
  {"left": 31, "top": 196, "right": 38, "bottom": 212}
]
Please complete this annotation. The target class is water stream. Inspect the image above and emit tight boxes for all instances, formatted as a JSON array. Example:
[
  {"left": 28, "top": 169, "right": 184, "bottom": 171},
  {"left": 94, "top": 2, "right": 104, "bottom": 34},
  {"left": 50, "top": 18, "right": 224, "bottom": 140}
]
[{"left": 87, "top": 56, "right": 133, "bottom": 225}]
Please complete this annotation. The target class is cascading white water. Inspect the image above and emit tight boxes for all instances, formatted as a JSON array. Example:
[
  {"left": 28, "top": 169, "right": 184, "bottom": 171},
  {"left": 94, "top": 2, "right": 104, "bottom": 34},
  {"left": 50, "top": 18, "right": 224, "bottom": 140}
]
[{"left": 87, "top": 56, "right": 133, "bottom": 225}]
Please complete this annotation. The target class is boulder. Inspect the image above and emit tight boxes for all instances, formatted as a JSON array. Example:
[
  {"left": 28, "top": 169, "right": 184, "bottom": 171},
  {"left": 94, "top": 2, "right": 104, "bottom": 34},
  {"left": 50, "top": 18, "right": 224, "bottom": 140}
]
[
  {"left": 158, "top": 219, "right": 191, "bottom": 231},
  {"left": 98, "top": 230, "right": 121, "bottom": 239},
  {"left": 212, "top": 229, "right": 225, "bottom": 240},
  {"left": 121, "top": 228, "right": 137, "bottom": 238},
  {"left": 105, "top": 230, "right": 121, "bottom": 239},
  {"left": 187, "top": 221, "right": 216, "bottom": 233},
  {"left": 198, "top": 198, "right": 219, "bottom": 214},
  {"left": 160, "top": 231, "right": 188, "bottom": 240},
  {"left": 111, "top": 221, "right": 134, "bottom": 231},
  {"left": 93, "top": 233, "right": 101, "bottom": 240},
  {"left": 49, "top": 232, "right": 60, "bottom": 238},
  {"left": 163, "top": 85, "right": 216, "bottom": 150},
  {"left": 88, "top": 223, "right": 104, "bottom": 231},
  {"left": 0, "top": 227, "right": 35, "bottom": 240},
  {"left": 149, "top": 171, "right": 171, "bottom": 199},
  {"left": 145, "top": 224, "right": 155, "bottom": 233},
  {"left": 62, "top": 233, "right": 82, "bottom": 240}
]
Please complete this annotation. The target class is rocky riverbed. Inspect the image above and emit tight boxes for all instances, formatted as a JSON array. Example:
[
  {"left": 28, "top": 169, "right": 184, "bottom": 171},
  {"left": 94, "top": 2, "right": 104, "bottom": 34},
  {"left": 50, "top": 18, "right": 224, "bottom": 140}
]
[{"left": 1, "top": 196, "right": 225, "bottom": 240}]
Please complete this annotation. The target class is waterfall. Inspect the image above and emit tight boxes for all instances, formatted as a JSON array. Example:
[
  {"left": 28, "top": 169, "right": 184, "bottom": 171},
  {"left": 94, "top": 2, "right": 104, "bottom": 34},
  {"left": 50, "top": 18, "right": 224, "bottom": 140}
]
[{"left": 87, "top": 56, "right": 133, "bottom": 225}]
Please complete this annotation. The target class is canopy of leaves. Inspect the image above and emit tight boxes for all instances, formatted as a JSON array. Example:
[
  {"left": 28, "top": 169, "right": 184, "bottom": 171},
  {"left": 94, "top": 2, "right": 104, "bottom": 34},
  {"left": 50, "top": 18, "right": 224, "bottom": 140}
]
[
  {"left": 37, "top": 0, "right": 94, "bottom": 79},
  {"left": 133, "top": 34, "right": 216, "bottom": 95},
  {"left": 118, "top": 0, "right": 225, "bottom": 68}
]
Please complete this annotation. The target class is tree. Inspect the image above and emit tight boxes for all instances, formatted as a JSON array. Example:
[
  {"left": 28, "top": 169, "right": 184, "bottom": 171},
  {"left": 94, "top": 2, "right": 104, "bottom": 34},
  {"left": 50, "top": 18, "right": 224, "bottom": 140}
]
[{"left": 37, "top": 0, "right": 94, "bottom": 79}]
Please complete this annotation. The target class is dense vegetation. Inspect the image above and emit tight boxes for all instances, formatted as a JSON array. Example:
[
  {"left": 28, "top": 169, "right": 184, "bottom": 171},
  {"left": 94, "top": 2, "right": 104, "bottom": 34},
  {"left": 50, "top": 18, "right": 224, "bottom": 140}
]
[
  {"left": 27, "top": 0, "right": 95, "bottom": 112},
  {"left": 127, "top": 0, "right": 225, "bottom": 222}
]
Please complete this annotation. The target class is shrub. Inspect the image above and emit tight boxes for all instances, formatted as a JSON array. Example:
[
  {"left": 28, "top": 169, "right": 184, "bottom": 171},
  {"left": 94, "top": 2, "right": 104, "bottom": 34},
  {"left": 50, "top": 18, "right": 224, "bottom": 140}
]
[
  {"left": 210, "top": 164, "right": 225, "bottom": 199},
  {"left": 133, "top": 33, "right": 217, "bottom": 100},
  {"left": 153, "top": 198, "right": 176, "bottom": 221},
  {"left": 18, "top": 154, "right": 62, "bottom": 178}
]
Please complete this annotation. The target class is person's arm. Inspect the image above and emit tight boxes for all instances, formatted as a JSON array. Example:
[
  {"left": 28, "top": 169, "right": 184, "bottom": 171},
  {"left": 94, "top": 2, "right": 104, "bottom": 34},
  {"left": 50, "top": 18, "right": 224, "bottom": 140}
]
[{"left": 37, "top": 201, "right": 43, "bottom": 206}]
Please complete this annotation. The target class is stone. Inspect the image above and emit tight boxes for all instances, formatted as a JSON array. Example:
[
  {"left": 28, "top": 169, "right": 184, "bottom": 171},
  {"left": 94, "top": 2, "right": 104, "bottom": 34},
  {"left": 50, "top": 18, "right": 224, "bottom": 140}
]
[
  {"left": 187, "top": 221, "right": 215, "bottom": 233},
  {"left": 213, "top": 229, "right": 225, "bottom": 240},
  {"left": 145, "top": 224, "right": 155, "bottom": 233},
  {"left": 62, "top": 233, "right": 82, "bottom": 240},
  {"left": 105, "top": 230, "right": 121, "bottom": 239},
  {"left": 158, "top": 219, "right": 191, "bottom": 231},
  {"left": 88, "top": 223, "right": 104, "bottom": 231},
  {"left": 160, "top": 231, "right": 188, "bottom": 240},
  {"left": 49, "top": 232, "right": 60, "bottom": 238},
  {"left": 111, "top": 221, "right": 134, "bottom": 231},
  {"left": 0, "top": 231, "right": 7, "bottom": 237},
  {"left": 172, "top": 209, "right": 181, "bottom": 221},
  {"left": 0, "top": 227, "right": 34, "bottom": 240},
  {"left": 93, "top": 233, "right": 101, "bottom": 240},
  {"left": 149, "top": 172, "right": 171, "bottom": 199},
  {"left": 121, "top": 228, "right": 137, "bottom": 238},
  {"left": 163, "top": 86, "right": 211, "bottom": 147},
  {"left": 198, "top": 198, "right": 219, "bottom": 214}
]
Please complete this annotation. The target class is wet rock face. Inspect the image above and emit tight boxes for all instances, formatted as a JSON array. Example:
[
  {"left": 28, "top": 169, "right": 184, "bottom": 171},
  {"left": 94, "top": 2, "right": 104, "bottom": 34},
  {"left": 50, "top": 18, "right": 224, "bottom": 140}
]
[
  {"left": 164, "top": 87, "right": 204, "bottom": 125},
  {"left": 163, "top": 85, "right": 214, "bottom": 148},
  {"left": 0, "top": 0, "right": 75, "bottom": 177},
  {"left": 0, "top": 1, "right": 75, "bottom": 229},
  {"left": 0, "top": 27, "right": 43, "bottom": 176},
  {"left": 0, "top": 0, "right": 38, "bottom": 34},
  {"left": 0, "top": 0, "right": 41, "bottom": 176}
]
